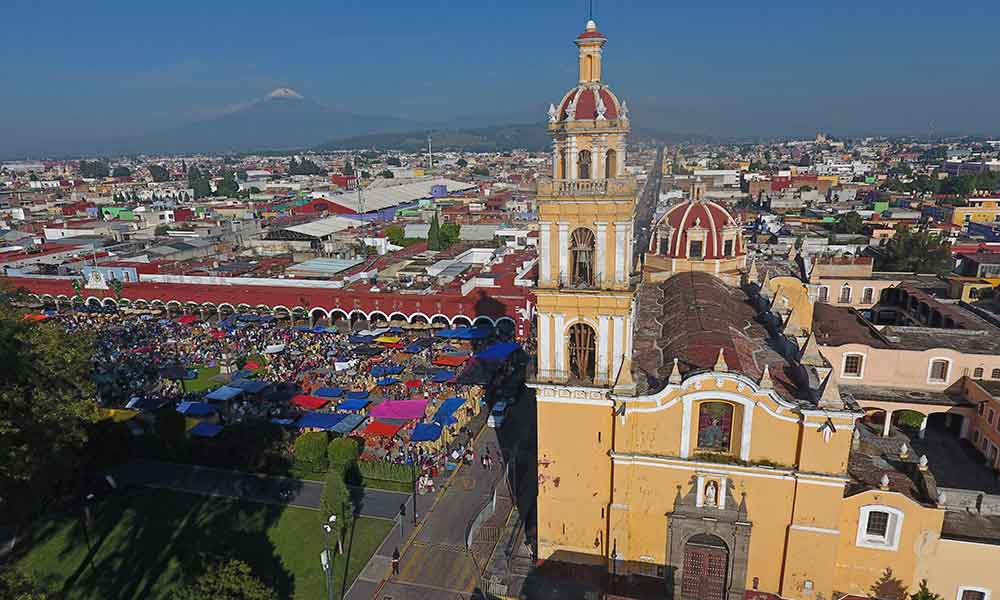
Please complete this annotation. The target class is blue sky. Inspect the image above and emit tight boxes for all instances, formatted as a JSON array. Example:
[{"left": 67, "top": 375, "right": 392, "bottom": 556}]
[{"left": 2, "top": 0, "right": 999, "bottom": 155}]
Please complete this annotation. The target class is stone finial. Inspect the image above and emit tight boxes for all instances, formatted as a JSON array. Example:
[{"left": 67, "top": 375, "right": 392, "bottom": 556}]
[
  {"left": 748, "top": 259, "right": 759, "bottom": 284},
  {"left": 918, "top": 454, "right": 928, "bottom": 470},
  {"left": 758, "top": 364, "right": 773, "bottom": 390},
  {"left": 879, "top": 474, "right": 890, "bottom": 490},
  {"left": 798, "top": 333, "right": 826, "bottom": 367},
  {"left": 937, "top": 491, "right": 947, "bottom": 506},
  {"left": 714, "top": 348, "right": 728, "bottom": 373},
  {"left": 669, "top": 357, "right": 682, "bottom": 385},
  {"left": 852, "top": 428, "right": 861, "bottom": 450},
  {"left": 899, "top": 442, "right": 909, "bottom": 459},
  {"left": 818, "top": 370, "right": 842, "bottom": 408}
]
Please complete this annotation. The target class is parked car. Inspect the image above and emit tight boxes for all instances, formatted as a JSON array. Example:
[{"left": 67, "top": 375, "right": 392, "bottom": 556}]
[{"left": 488, "top": 400, "right": 508, "bottom": 428}]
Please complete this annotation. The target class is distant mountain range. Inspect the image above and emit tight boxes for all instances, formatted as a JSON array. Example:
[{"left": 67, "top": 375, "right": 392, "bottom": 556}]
[{"left": 107, "top": 88, "right": 421, "bottom": 155}]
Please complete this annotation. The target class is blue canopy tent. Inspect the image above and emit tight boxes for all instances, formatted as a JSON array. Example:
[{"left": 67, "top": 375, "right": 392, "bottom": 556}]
[
  {"left": 331, "top": 413, "right": 366, "bottom": 434},
  {"left": 432, "top": 396, "right": 466, "bottom": 426},
  {"left": 411, "top": 422, "right": 443, "bottom": 442},
  {"left": 376, "top": 377, "right": 400, "bottom": 386},
  {"left": 475, "top": 342, "right": 521, "bottom": 362},
  {"left": 176, "top": 401, "right": 217, "bottom": 417},
  {"left": 402, "top": 343, "right": 424, "bottom": 354},
  {"left": 436, "top": 326, "right": 492, "bottom": 340},
  {"left": 337, "top": 398, "right": 371, "bottom": 412},
  {"left": 388, "top": 326, "right": 404, "bottom": 334},
  {"left": 237, "top": 314, "right": 275, "bottom": 323},
  {"left": 349, "top": 334, "right": 374, "bottom": 344},
  {"left": 430, "top": 370, "right": 454, "bottom": 384},
  {"left": 270, "top": 418, "right": 295, "bottom": 426},
  {"left": 189, "top": 422, "right": 224, "bottom": 438},
  {"left": 295, "top": 412, "right": 346, "bottom": 430},
  {"left": 230, "top": 378, "right": 270, "bottom": 394},
  {"left": 204, "top": 385, "right": 243, "bottom": 403},
  {"left": 346, "top": 390, "right": 369, "bottom": 400},
  {"left": 291, "top": 325, "right": 311, "bottom": 332},
  {"left": 310, "top": 325, "right": 331, "bottom": 334},
  {"left": 314, "top": 386, "right": 345, "bottom": 398},
  {"left": 229, "top": 369, "right": 255, "bottom": 381}
]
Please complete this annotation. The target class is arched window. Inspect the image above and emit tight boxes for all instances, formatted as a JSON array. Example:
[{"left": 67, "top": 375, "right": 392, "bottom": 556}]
[
  {"left": 839, "top": 285, "right": 852, "bottom": 304},
  {"left": 659, "top": 232, "right": 671, "bottom": 256},
  {"left": 605, "top": 149, "right": 617, "bottom": 179},
  {"left": 696, "top": 402, "right": 734, "bottom": 453},
  {"left": 584, "top": 55, "right": 594, "bottom": 81},
  {"left": 570, "top": 227, "right": 596, "bottom": 286},
  {"left": 818, "top": 286, "right": 829, "bottom": 302},
  {"left": 578, "top": 150, "right": 592, "bottom": 180},
  {"left": 928, "top": 358, "right": 951, "bottom": 383},
  {"left": 568, "top": 322, "right": 596, "bottom": 382},
  {"left": 862, "top": 287, "right": 874, "bottom": 304},
  {"left": 560, "top": 150, "right": 567, "bottom": 179}
]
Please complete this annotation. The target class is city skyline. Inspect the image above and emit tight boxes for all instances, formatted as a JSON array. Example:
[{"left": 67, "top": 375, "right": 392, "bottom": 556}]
[{"left": 2, "top": 0, "right": 999, "bottom": 157}]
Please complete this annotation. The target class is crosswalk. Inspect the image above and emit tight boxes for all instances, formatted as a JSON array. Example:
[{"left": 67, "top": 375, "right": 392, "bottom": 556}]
[{"left": 395, "top": 541, "right": 479, "bottom": 593}]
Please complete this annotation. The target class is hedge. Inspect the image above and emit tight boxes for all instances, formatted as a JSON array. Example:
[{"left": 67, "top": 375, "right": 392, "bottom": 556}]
[
  {"left": 293, "top": 431, "right": 329, "bottom": 473},
  {"left": 357, "top": 460, "right": 417, "bottom": 484}
]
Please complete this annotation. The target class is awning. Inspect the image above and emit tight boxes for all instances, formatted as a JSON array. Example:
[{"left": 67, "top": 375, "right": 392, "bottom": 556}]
[
  {"left": 291, "top": 394, "right": 328, "bottom": 410},
  {"left": 433, "top": 354, "right": 468, "bottom": 367},
  {"left": 404, "top": 379, "right": 422, "bottom": 388},
  {"left": 230, "top": 379, "right": 269, "bottom": 394},
  {"left": 205, "top": 386, "right": 243, "bottom": 402},
  {"left": 361, "top": 421, "right": 403, "bottom": 438},
  {"left": 369, "top": 399, "right": 427, "bottom": 420},
  {"left": 175, "top": 315, "right": 199, "bottom": 325},
  {"left": 475, "top": 341, "right": 520, "bottom": 362},
  {"left": 430, "top": 370, "right": 454, "bottom": 384},
  {"left": 331, "top": 413, "right": 366, "bottom": 434},
  {"left": 314, "top": 386, "right": 345, "bottom": 398},
  {"left": 190, "top": 422, "right": 224, "bottom": 438},
  {"left": 337, "top": 398, "right": 370, "bottom": 412},
  {"left": 411, "top": 422, "right": 443, "bottom": 442},
  {"left": 176, "top": 401, "right": 216, "bottom": 417},
  {"left": 346, "top": 390, "right": 369, "bottom": 400},
  {"left": 374, "top": 335, "right": 402, "bottom": 344},
  {"left": 295, "top": 412, "right": 346, "bottom": 430},
  {"left": 432, "top": 396, "right": 466, "bottom": 425},
  {"left": 263, "top": 344, "right": 286, "bottom": 354}
]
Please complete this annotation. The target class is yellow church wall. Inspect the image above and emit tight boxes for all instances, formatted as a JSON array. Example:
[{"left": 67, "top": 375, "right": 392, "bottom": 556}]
[
  {"left": 832, "top": 491, "right": 943, "bottom": 598},
  {"left": 915, "top": 537, "right": 1000, "bottom": 600},
  {"left": 536, "top": 393, "right": 614, "bottom": 560},
  {"left": 796, "top": 417, "right": 855, "bottom": 475}
]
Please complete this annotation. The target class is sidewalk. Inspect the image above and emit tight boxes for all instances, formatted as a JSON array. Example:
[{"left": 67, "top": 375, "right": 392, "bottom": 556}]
[{"left": 109, "top": 459, "right": 410, "bottom": 519}]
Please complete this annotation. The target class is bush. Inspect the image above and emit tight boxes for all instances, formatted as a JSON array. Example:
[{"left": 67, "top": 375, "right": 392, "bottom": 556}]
[
  {"left": 357, "top": 459, "right": 417, "bottom": 484},
  {"left": 172, "top": 560, "right": 276, "bottom": 600},
  {"left": 327, "top": 437, "right": 360, "bottom": 468},
  {"left": 293, "top": 431, "right": 329, "bottom": 473}
]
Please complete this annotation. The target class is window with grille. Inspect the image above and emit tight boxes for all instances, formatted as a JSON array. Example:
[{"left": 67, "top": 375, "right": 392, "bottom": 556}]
[
  {"left": 862, "top": 288, "right": 874, "bottom": 304},
  {"left": 843, "top": 354, "right": 864, "bottom": 377},
  {"left": 689, "top": 240, "right": 703, "bottom": 259},
  {"left": 839, "top": 286, "right": 852, "bottom": 303},
  {"left": 866, "top": 511, "right": 889, "bottom": 537},
  {"left": 992, "top": 369, "right": 1000, "bottom": 379},
  {"left": 568, "top": 322, "right": 596, "bottom": 383},
  {"left": 929, "top": 359, "right": 950, "bottom": 382},
  {"left": 975, "top": 367, "right": 985, "bottom": 379},
  {"left": 570, "top": 228, "right": 596, "bottom": 287},
  {"left": 856, "top": 505, "right": 903, "bottom": 550}
]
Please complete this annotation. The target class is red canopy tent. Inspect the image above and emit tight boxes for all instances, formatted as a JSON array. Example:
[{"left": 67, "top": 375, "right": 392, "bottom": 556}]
[
  {"left": 22, "top": 313, "right": 48, "bottom": 322},
  {"left": 175, "top": 315, "right": 199, "bottom": 325},
  {"left": 433, "top": 354, "right": 468, "bottom": 367},
  {"left": 360, "top": 421, "right": 404, "bottom": 439},
  {"left": 291, "top": 394, "right": 328, "bottom": 410},
  {"left": 404, "top": 379, "right": 422, "bottom": 389},
  {"left": 244, "top": 360, "right": 261, "bottom": 370}
]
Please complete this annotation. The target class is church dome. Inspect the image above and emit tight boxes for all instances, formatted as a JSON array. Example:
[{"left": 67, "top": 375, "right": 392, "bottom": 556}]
[
  {"left": 652, "top": 197, "right": 745, "bottom": 260},
  {"left": 557, "top": 85, "right": 621, "bottom": 121}
]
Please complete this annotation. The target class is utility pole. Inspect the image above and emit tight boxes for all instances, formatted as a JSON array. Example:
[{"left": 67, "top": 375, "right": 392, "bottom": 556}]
[{"left": 427, "top": 135, "right": 433, "bottom": 172}]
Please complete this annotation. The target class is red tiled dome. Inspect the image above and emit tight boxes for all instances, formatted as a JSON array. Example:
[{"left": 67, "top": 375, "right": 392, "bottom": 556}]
[
  {"left": 558, "top": 85, "right": 621, "bottom": 121},
  {"left": 651, "top": 199, "right": 745, "bottom": 260}
]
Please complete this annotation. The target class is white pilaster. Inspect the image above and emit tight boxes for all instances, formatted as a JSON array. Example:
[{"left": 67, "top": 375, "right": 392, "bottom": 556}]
[
  {"left": 551, "top": 141, "right": 560, "bottom": 179},
  {"left": 568, "top": 137, "right": 578, "bottom": 180},
  {"left": 612, "top": 316, "right": 624, "bottom": 382},
  {"left": 680, "top": 397, "right": 692, "bottom": 459},
  {"left": 539, "top": 221, "right": 552, "bottom": 285},
  {"left": 538, "top": 314, "right": 551, "bottom": 374},
  {"left": 597, "top": 315, "right": 610, "bottom": 382},
  {"left": 595, "top": 221, "right": 607, "bottom": 285},
  {"left": 558, "top": 222, "right": 570, "bottom": 285},
  {"left": 740, "top": 404, "right": 753, "bottom": 462},
  {"left": 614, "top": 221, "right": 628, "bottom": 283},
  {"left": 553, "top": 313, "right": 566, "bottom": 375}
]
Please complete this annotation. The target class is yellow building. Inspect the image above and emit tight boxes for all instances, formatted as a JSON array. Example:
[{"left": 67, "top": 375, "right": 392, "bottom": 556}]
[
  {"left": 949, "top": 196, "right": 1000, "bottom": 225},
  {"left": 530, "top": 17, "right": 1000, "bottom": 600}
]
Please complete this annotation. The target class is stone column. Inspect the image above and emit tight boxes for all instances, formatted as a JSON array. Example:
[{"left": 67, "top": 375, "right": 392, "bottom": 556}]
[
  {"left": 882, "top": 410, "right": 893, "bottom": 437},
  {"left": 538, "top": 314, "right": 551, "bottom": 376},
  {"left": 539, "top": 221, "right": 552, "bottom": 285},
  {"left": 553, "top": 313, "right": 566, "bottom": 376},
  {"left": 614, "top": 221, "right": 628, "bottom": 283},
  {"left": 597, "top": 315, "right": 610, "bottom": 383},
  {"left": 919, "top": 414, "right": 929, "bottom": 439},
  {"left": 595, "top": 221, "right": 607, "bottom": 285},
  {"left": 558, "top": 222, "right": 570, "bottom": 285}
]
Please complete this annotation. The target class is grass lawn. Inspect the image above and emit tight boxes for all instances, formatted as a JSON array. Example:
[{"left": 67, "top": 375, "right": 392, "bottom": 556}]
[
  {"left": 184, "top": 366, "right": 221, "bottom": 393},
  {"left": 14, "top": 489, "right": 392, "bottom": 600}
]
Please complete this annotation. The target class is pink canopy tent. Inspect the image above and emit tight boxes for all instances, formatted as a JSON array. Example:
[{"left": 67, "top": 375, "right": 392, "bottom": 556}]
[{"left": 369, "top": 399, "right": 428, "bottom": 420}]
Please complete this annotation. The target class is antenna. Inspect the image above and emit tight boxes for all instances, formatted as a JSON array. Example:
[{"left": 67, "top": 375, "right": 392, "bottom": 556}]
[
  {"left": 589, "top": 0, "right": 594, "bottom": 20},
  {"left": 427, "top": 135, "right": 433, "bottom": 171}
]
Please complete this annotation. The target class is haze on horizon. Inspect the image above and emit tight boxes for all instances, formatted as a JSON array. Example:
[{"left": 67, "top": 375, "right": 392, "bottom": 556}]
[{"left": 2, "top": 0, "right": 998, "bottom": 157}]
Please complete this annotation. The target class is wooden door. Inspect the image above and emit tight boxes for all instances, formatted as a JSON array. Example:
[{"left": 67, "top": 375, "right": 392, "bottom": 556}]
[{"left": 680, "top": 542, "right": 728, "bottom": 600}]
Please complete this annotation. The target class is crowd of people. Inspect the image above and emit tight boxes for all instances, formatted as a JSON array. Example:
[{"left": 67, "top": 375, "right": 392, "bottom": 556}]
[{"left": 47, "top": 309, "right": 518, "bottom": 490}]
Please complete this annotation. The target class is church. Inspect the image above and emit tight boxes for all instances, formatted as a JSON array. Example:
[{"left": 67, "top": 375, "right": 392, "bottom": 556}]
[{"left": 530, "top": 18, "right": 1000, "bottom": 600}]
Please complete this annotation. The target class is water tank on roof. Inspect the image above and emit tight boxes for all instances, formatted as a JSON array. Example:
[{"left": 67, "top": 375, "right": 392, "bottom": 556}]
[{"left": 431, "top": 185, "right": 447, "bottom": 198}]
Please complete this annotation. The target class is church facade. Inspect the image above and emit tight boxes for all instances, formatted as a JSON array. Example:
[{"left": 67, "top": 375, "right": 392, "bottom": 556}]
[{"left": 531, "top": 19, "right": 1000, "bottom": 600}]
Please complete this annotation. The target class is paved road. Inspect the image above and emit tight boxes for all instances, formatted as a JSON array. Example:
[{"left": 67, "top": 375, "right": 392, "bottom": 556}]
[
  {"left": 632, "top": 146, "right": 665, "bottom": 269},
  {"left": 367, "top": 427, "right": 505, "bottom": 600},
  {"left": 110, "top": 460, "right": 410, "bottom": 519}
]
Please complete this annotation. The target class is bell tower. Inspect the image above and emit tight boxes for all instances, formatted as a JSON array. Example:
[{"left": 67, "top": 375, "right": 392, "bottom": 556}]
[{"left": 534, "top": 18, "right": 636, "bottom": 391}]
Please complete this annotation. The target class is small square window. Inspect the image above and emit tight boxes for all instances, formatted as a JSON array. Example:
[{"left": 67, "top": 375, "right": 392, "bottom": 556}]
[
  {"left": 818, "top": 287, "right": 829, "bottom": 302},
  {"left": 689, "top": 240, "right": 703, "bottom": 259},
  {"left": 844, "top": 355, "right": 863, "bottom": 377},
  {"left": 866, "top": 511, "right": 889, "bottom": 537},
  {"left": 992, "top": 369, "right": 1000, "bottom": 379}
]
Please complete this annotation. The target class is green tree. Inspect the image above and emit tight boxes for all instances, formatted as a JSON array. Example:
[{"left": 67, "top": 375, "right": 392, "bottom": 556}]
[
  {"left": 427, "top": 212, "right": 443, "bottom": 250},
  {"left": 320, "top": 465, "right": 354, "bottom": 537},
  {"left": 327, "top": 436, "right": 360, "bottom": 468},
  {"left": 908, "top": 580, "right": 943, "bottom": 600},
  {"left": 148, "top": 164, "right": 170, "bottom": 182},
  {"left": 378, "top": 169, "right": 394, "bottom": 179},
  {"left": 869, "top": 567, "right": 907, "bottom": 600},
  {"left": 0, "top": 567, "right": 49, "bottom": 600},
  {"left": 112, "top": 166, "right": 132, "bottom": 178},
  {"left": 342, "top": 157, "right": 355, "bottom": 177},
  {"left": 440, "top": 223, "right": 461, "bottom": 247},
  {"left": 0, "top": 285, "right": 98, "bottom": 520},
  {"left": 385, "top": 224, "right": 406, "bottom": 246},
  {"left": 456, "top": 158, "right": 468, "bottom": 168},
  {"left": 294, "top": 431, "right": 329, "bottom": 473},
  {"left": 172, "top": 560, "right": 277, "bottom": 600},
  {"left": 79, "top": 161, "right": 109, "bottom": 179},
  {"left": 109, "top": 278, "right": 124, "bottom": 303},
  {"left": 216, "top": 171, "right": 240, "bottom": 198},
  {"left": 188, "top": 166, "right": 212, "bottom": 199},
  {"left": 155, "top": 225, "right": 170, "bottom": 236},
  {"left": 875, "top": 226, "right": 952, "bottom": 274},
  {"left": 833, "top": 211, "right": 866, "bottom": 235}
]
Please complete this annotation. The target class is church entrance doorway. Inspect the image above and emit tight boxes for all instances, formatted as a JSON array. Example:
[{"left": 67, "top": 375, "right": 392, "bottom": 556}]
[{"left": 680, "top": 534, "right": 728, "bottom": 600}]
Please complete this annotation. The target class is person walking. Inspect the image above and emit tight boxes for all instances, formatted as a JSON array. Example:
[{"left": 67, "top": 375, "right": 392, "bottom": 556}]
[{"left": 391, "top": 548, "right": 400, "bottom": 576}]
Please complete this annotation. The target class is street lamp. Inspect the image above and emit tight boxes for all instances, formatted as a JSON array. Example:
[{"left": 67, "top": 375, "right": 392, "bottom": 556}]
[
  {"left": 398, "top": 503, "right": 406, "bottom": 546},
  {"left": 320, "top": 515, "right": 337, "bottom": 600}
]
